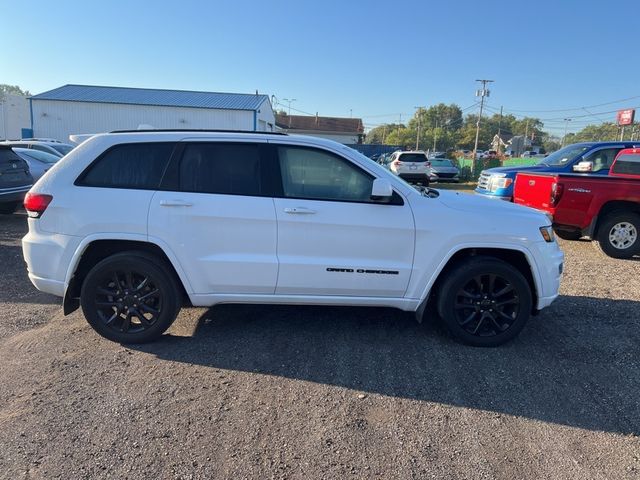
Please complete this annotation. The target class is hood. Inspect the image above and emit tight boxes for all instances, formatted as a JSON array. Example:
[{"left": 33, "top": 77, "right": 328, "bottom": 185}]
[
  {"left": 430, "top": 166, "right": 460, "bottom": 173},
  {"left": 435, "top": 189, "right": 548, "bottom": 223},
  {"left": 484, "top": 163, "right": 553, "bottom": 174}
]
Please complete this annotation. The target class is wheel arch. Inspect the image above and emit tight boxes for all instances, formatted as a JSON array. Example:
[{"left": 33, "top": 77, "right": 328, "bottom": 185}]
[
  {"left": 63, "top": 236, "right": 192, "bottom": 315},
  {"left": 593, "top": 201, "right": 640, "bottom": 237},
  {"left": 418, "top": 246, "right": 540, "bottom": 318}
]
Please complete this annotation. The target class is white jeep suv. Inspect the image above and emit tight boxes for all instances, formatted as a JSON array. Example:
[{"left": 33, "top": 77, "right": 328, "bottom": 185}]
[{"left": 22, "top": 131, "right": 563, "bottom": 347}]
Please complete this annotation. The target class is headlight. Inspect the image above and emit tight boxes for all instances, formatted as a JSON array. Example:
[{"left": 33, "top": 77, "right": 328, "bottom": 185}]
[
  {"left": 539, "top": 226, "right": 555, "bottom": 242},
  {"left": 489, "top": 176, "right": 513, "bottom": 192}
]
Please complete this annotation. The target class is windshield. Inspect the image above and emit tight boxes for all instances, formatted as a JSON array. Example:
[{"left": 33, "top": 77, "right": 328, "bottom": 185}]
[
  {"left": 431, "top": 159, "right": 453, "bottom": 167},
  {"left": 51, "top": 144, "right": 74, "bottom": 155},
  {"left": 537, "top": 145, "right": 590, "bottom": 166},
  {"left": 17, "top": 148, "right": 59, "bottom": 164}
]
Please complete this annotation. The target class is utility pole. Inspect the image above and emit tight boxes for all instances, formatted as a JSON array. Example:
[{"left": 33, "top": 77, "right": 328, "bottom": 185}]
[
  {"left": 562, "top": 118, "right": 571, "bottom": 147},
  {"left": 282, "top": 98, "right": 297, "bottom": 128},
  {"left": 524, "top": 119, "right": 529, "bottom": 154},
  {"left": 472, "top": 79, "right": 494, "bottom": 175},
  {"left": 397, "top": 114, "right": 402, "bottom": 138},
  {"left": 414, "top": 106, "right": 424, "bottom": 150},
  {"left": 433, "top": 119, "right": 438, "bottom": 152},
  {"left": 496, "top": 105, "right": 503, "bottom": 154}
]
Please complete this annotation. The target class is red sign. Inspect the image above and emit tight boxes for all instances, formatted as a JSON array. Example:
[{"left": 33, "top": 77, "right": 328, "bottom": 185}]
[{"left": 617, "top": 109, "right": 635, "bottom": 126}]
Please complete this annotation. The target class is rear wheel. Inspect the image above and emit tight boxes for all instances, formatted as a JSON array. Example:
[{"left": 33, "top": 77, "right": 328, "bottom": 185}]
[
  {"left": 80, "top": 251, "right": 181, "bottom": 343},
  {"left": 596, "top": 212, "right": 640, "bottom": 259},
  {"left": 0, "top": 201, "right": 19, "bottom": 214},
  {"left": 437, "top": 256, "right": 533, "bottom": 347}
]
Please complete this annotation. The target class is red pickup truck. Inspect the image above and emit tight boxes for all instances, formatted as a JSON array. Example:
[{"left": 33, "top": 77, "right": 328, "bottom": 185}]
[{"left": 513, "top": 148, "right": 640, "bottom": 259}]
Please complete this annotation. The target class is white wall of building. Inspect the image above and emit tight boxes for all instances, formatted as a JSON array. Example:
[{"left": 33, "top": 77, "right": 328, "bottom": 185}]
[
  {"left": 0, "top": 94, "right": 30, "bottom": 140},
  {"left": 256, "top": 100, "right": 275, "bottom": 131},
  {"left": 31, "top": 100, "right": 268, "bottom": 142}
]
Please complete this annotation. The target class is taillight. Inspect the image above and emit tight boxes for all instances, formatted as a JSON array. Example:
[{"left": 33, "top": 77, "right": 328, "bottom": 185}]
[
  {"left": 550, "top": 183, "right": 564, "bottom": 207},
  {"left": 24, "top": 193, "right": 53, "bottom": 218},
  {"left": 392, "top": 160, "right": 403, "bottom": 166}
]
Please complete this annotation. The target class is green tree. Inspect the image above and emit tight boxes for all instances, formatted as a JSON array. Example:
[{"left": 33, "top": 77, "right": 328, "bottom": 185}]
[
  {"left": 0, "top": 84, "right": 31, "bottom": 97},
  {"left": 365, "top": 123, "right": 404, "bottom": 144}
]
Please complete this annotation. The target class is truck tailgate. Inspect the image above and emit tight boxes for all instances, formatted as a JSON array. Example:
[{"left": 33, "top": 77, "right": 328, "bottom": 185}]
[{"left": 513, "top": 172, "right": 558, "bottom": 212}]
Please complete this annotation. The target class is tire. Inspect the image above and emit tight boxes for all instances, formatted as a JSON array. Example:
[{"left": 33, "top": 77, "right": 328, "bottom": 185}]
[
  {"left": 437, "top": 256, "right": 533, "bottom": 347},
  {"left": 596, "top": 212, "right": 640, "bottom": 259},
  {"left": 0, "top": 201, "right": 19, "bottom": 214},
  {"left": 554, "top": 229, "right": 582, "bottom": 241},
  {"left": 80, "top": 251, "right": 181, "bottom": 343}
]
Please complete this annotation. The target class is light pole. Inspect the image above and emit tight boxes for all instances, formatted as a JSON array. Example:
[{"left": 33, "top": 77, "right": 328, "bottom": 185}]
[
  {"left": 472, "top": 79, "right": 494, "bottom": 175},
  {"left": 414, "top": 106, "right": 424, "bottom": 150},
  {"left": 562, "top": 118, "right": 571, "bottom": 147},
  {"left": 282, "top": 98, "right": 297, "bottom": 127}
]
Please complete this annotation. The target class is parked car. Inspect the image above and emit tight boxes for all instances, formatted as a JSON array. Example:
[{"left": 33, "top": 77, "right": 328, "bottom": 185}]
[
  {"left": 486, "top": 150, "right": 498, "bottom": 159},
  {"left": 13, "top": 148, "right": 60, "bottom": 182},
  {"left": 0, "top": 139, "right": 74, "bottom": 158},
  {"left": 427, "top": 158, "right": 460, "bottom": 183},
  {"left": 388, "top": 150, "right": 431, "bottom": 184},
  {"left": 0, "top": 146, "right": 33, "bottom": 214},
  {"left": 476, "top": 141, "right": 638, "bottom": 201},
  {"left": 22, "top": 131, "right": 563, "bottom": 347},
  {"left": 513, "top": 147, "right": 640, "bottom": 258}
]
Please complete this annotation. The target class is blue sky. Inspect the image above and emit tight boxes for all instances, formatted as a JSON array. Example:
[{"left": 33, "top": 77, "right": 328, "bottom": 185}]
[{"left": 2, "top": 0, "right": 639, "bottom": 134}]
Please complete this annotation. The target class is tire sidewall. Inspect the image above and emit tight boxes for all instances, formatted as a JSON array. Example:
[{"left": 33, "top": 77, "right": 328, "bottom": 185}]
[
  {"left": 439, "top": 259, "right": 533, "bottom": 347},
  {"left": 597, "top": 212, "right": 640, "bottom": 259},
  {"left": 80, "top": 253, "right": 180, "bottom": 343}
]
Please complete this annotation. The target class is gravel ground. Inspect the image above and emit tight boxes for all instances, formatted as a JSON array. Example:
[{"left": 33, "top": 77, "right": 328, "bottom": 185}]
[{"left": 0, "top": 213, "right": 639, "bottom": 479}]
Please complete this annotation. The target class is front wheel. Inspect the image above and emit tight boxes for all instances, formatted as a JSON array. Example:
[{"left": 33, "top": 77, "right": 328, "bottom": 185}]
[
  {"left": 437, "top": 256, "right": 533, "bottom": 347},
  {"left": 80, "top": 251, "right": 181, "bottom": 343},
  {"left": 596, "top": 212, "right": 640, "bottom": 259}
]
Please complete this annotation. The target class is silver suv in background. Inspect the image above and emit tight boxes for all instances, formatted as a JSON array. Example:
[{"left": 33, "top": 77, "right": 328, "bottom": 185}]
[
  {"left": 0, "top": 139, "right": 75, "bottom": 158},
  {"left": 0, "top": 146, "right": 33, "bottom": 214}
]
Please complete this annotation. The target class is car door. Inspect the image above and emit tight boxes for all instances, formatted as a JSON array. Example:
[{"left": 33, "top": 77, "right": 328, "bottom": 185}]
[
  {"left": 148, "top": 140, "right": 278, "bottom": 295},
  {"left": 272, "top": 144, "right": 415, "bottom": 298}
]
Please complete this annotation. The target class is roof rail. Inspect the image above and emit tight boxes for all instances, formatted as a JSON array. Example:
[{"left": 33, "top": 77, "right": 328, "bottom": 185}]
[{"left": 109, "top": 128, "right": 287, "bottom": 135}]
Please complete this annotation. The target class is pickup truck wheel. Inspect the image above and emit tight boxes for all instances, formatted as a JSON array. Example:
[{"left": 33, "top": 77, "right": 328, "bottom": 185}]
[
  {"left": 80, "top": 252, "right": 181, "bottom": 343},
  {"left": 437, "top": 257, "right": 532, "bottom": 347},
  {"left": 597, "top": 212, "right": 640, "bottom": 259}
]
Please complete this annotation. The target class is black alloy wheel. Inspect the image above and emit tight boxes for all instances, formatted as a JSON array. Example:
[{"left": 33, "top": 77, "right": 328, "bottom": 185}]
[
  {"left": 438, "top": 256, "right": 533, "bottom": 347},
  {"left": 453, "top": 273, "right": 519, "bottom": 337},
  {"left": 81, "top": 252, "right": 180, "bottom": 343}
]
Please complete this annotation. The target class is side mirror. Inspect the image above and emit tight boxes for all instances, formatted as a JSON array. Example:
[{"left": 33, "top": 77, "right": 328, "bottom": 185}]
[
  {"left": 573, "top": 161, "right": 593, "bottom": 172},
  {"left": 371, "top": 178, "right": 393, "bottom": 201}
]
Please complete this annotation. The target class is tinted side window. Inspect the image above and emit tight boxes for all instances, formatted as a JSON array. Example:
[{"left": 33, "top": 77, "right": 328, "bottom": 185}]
[
  {"left": 179, "top": 143, "right": 262, "bottom": 196},
  {"left": 278, "top": 146, "right": 373, "bottom": 202},
  {"left": 583, "top": 148, "right": 621, "bottom": 172},
  {"left": 612, "top": 154, "right": 640, "bottom": 175},
  {"left": 79, "top": 143, "right": 174, "bottom": 189}
]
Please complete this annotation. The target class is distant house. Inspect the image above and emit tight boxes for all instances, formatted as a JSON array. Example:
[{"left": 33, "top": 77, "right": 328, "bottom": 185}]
[
  {"left": 275, "top": 113, "right": 364, "bottom": 144},
  {"left": 491, "top": 133, "right": 513, "bottom": 151}
]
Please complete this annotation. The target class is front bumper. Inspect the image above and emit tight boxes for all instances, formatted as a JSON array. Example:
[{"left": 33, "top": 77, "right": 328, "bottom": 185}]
[
  {"left": 530, "top": 240, "right": 564, "bottom": 311},
  {"left": 474, "top": 189, "right": 512, "bottom": 201}
]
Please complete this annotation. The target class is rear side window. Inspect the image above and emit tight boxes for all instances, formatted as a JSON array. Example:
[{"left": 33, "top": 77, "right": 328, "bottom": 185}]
[
  {"left": 178, "top": 143, "right": 262, "bottom": 196},
  {"left": 612, "top": 154, "right": 640, "bottom": 175},
  {"left": 79, "top": 143, "right": 174, "bottom": 189}
]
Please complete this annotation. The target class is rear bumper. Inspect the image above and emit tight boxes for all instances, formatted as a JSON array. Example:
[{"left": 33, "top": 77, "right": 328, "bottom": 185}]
[
  {"left": 399, "top": 173, "right": 430, "bottom": 183},
  {"left": 0, "top": 186, "right": 30, "bottom": 204},
  {"left": 22, "top": 221, "right": 81, "bottom": 298}
]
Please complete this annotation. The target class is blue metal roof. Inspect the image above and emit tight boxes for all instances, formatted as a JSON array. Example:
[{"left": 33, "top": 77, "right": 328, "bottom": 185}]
[{"left": 31, "top": 84, "right": 269, "bottom": 111}]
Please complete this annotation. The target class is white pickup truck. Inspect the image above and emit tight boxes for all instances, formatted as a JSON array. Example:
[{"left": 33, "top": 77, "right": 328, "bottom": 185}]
[{"left": 22, "top": 131, "right": 563, "bottom": 347}]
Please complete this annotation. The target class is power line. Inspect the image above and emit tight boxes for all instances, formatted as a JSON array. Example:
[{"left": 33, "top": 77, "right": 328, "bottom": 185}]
[{"left": 501, "top": 95, "right": 640, "bottom": 114}]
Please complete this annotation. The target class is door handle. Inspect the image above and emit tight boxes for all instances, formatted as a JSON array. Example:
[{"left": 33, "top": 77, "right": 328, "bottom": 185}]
[
  {"left": 160, "top": 199, "right": 193, "bottom": 207},
  {"left": 284, "top": 207, "right": 316, "bottom": 214}
]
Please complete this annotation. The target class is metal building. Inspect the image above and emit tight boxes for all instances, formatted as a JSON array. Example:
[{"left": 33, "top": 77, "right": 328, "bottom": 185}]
[{"left": 29, "top": 84, "right": 276, "bottom": 142}]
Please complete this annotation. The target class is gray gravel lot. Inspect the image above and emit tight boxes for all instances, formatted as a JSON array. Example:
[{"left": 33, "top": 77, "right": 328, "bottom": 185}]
[{"left": 0, "top": 213, "right": 639, "bottom": 479}]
